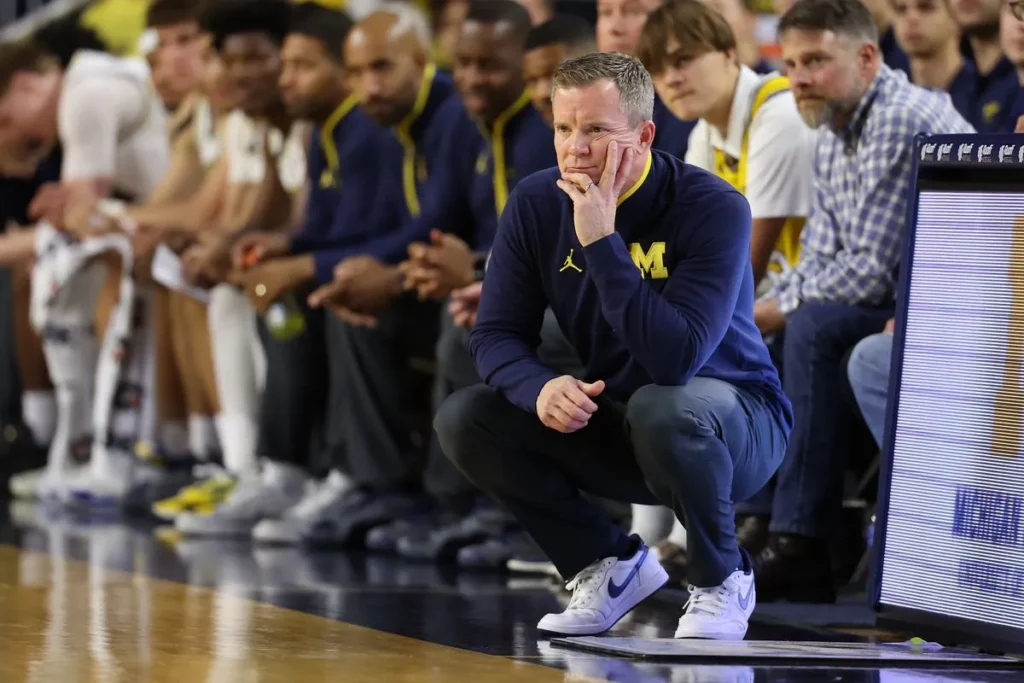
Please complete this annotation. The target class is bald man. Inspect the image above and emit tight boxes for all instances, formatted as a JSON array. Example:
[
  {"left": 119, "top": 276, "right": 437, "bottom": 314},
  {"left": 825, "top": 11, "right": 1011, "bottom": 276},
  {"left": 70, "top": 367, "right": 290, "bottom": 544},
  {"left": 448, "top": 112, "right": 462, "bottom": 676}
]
[{"left": 303, "top": 3, "right": 485, "bottom": 548}]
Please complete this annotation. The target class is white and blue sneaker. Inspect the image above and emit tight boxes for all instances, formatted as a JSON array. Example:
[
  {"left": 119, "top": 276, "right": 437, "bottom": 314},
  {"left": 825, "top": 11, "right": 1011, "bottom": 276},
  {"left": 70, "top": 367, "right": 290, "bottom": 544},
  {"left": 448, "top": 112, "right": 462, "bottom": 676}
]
[
  {"left": 675, "top": 551, "right": 755, "bottom": 640},
  {"left": 536, "top": 538, "right": 668, "bottom": 636}
]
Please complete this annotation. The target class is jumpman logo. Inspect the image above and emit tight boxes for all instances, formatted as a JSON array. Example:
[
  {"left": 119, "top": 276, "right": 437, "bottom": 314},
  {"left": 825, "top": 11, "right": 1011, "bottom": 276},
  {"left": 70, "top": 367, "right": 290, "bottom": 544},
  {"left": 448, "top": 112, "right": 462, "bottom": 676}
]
[{"left": 560, "top": 248, "right": 583, "bottom": 273}]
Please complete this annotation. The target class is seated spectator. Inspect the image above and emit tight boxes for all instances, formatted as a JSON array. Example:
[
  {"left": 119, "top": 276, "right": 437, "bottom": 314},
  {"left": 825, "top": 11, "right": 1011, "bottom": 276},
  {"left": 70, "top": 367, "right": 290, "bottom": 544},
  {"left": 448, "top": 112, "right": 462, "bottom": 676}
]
[
  {"left": 308, "top": 0, "right": 557, "bottom": 560},
  {"left": 187, "top": 2, "right": 402, "bottom": 544},
  {"left": 891, "top": 0, "right": 977, "bottom": 122},
  {"left": 948, "top": 0, "right": 1019, "bottom": 131},
  {"left": 701, "top": 0, "right": 779, "bottom": 73},
  {"left": 858, "top": 0, "right": 912, "bottom": 72},
  {"left": 435, "top": 52, "right": 791, "bottom": 640},
  {"left": 523, "top": 14, "right": 596, "bottom": 126},
  {"left": 515, "top": 0, "right": 556, "bottom": 25},
  {"left": 749, "top": 0, "right": 973, "bottom": 602},
  {"left": 0, "top": 23, "right": 174, "bottom": 505},
  {"left": 146, "top": 0, "right": 321, "bottom": 539},
  {"left": 597, "top": 0, "right": 697, "bottom": 158},
  {"left": 848, "top": 318, "right": 895, "bottom": 450},
  {"left": 301, "top": 2, "right": 477, "bottom": 547},
  {"left": 124, "top": 0, "right": 306, "bottom": 526},
  {"left": 636, "top": 0, "right": 816, "bottom": 582},
  {"left": 142, "top": 0, "right": 204, "bottom": 113},
  {"left": 140, "top": 0, "right": 215, "bottom": 470},
  {"left": 640, "top": 0, "right": 814, "bottom": 295}
]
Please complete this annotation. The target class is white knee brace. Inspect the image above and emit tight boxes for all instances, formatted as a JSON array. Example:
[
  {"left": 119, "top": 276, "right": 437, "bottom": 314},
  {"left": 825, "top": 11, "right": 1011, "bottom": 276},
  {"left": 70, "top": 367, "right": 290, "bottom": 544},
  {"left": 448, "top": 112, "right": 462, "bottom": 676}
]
[
  {"left": 31, "top": 225, "right": 109, "bottom": 473},
  {"left": 31, "top": 223, "right": 158, "bottom": 480}
]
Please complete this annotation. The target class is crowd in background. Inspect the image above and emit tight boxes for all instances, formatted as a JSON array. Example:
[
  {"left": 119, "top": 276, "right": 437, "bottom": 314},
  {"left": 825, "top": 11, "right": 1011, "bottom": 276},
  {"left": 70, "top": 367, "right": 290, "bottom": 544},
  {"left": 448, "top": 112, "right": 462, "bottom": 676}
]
[{"left": 0, "top": 0, "right": 1014, "bottom": 602}]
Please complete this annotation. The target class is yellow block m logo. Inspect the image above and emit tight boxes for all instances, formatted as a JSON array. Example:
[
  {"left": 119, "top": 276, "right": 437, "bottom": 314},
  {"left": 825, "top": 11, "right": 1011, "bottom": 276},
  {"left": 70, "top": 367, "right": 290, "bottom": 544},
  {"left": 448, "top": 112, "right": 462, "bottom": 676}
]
[{"left": 629, "top": 242, "right": 669, "bottom": 279}]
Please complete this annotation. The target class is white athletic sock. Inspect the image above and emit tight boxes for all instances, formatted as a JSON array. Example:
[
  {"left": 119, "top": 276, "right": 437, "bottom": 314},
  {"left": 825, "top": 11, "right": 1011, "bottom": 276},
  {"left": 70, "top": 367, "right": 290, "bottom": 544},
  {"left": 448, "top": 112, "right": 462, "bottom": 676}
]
[
  {"left": 188, "top": 415, "right": 218, "bottom": 460},
  {"left": 160, "top": 421, "right": 190, "bottom": 458},
  {"left": 262, "top": 460, "right": 306, "bottom": 491},
  {"left": 208, "top": 286, "right": 265, "bottom": 420},
  {"left": 42, "top": 330, "right": 99, "bottom": 477},
  {"left": 629, "top": 504, "right": 675, "bottom": 546},
  {"left": 22, "top": 390, "right": 57, "bottom": 448},
  {"left": 667, "top": 518, "right": 687, "bottom": 549},
  {"left": 215, "top": 413, "right": 260, "bottom": 477}
]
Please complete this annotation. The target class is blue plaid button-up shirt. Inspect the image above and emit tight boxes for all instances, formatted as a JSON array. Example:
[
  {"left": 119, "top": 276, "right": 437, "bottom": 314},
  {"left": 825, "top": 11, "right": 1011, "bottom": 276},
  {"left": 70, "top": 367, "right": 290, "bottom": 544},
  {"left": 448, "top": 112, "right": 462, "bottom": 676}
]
[{"left": 770, "top": 64, "right": 974, "bottom": 315}]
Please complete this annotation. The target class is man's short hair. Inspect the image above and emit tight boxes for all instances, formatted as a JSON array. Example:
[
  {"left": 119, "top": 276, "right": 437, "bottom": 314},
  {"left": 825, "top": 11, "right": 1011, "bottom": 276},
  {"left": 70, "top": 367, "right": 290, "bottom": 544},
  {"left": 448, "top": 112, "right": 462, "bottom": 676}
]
[
  {"left": 0, "top": 41, "right": 54, "bottom": 98},
  {"left": 552, "top": 52, "right": 655, "bottom": 126},
  {"left": 636, "top": 0, "right": 736, "bottom": 75},
  {"left": 147, "top": 0, "right": 208, "bottom": 28},
  {"left": 778, "top": 0, "right": 879, "bottom": 44},
  {"left": 33, "top": 13, "right": 106, "bottom": 66},
  {"left": 525, "top": 15, "right": 596, "bottom": 53},
  {"left": 201, "top": 0, "right": 293, "bottom": 51},
  {"left": 289, "top": 2, "right": 354, "bottom": 61},
  {"left": 465, "top": 0, "right": 533, "bottom": 43}
]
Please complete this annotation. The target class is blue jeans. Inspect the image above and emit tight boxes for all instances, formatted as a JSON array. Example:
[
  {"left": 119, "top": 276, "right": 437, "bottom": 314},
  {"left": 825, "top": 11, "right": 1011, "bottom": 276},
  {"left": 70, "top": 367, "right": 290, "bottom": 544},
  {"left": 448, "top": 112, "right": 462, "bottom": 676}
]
[
  {"left": 435, "top": 378, "right": 789, "bottom": 587},
  {"left": 847, "top": 332, "right": 893, "bottom": 449},
  {"left": 767, "top": 302, "right": 893, "bottom": 538}
]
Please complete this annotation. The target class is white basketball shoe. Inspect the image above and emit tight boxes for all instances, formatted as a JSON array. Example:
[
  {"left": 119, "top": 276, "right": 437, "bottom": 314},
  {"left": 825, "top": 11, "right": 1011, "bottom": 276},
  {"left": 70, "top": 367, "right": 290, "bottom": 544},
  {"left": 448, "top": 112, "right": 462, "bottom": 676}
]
[
  {"left": 675, "top": 553, "right": 756, "bottom": 640},
  {"left": 537, "top": 538, "right": 668, "bottom": 636}
]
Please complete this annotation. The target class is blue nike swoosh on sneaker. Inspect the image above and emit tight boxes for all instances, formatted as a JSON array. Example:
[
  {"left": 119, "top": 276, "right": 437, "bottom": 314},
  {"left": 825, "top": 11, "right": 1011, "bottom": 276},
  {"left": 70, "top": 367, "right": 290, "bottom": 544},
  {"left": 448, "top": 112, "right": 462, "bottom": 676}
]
[
  {"left": 607, "top": 545, "right": 649, "bottom": 599},
  {"left": 737, "top": 581, "right": 754, "bottom": 610}
]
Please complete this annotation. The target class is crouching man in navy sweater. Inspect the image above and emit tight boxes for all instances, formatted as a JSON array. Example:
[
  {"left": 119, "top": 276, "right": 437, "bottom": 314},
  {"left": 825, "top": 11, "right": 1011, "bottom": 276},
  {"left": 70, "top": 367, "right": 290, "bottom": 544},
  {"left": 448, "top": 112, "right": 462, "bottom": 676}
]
[{"left": 433, "top": 52, "right": 792, "bottom": 641}]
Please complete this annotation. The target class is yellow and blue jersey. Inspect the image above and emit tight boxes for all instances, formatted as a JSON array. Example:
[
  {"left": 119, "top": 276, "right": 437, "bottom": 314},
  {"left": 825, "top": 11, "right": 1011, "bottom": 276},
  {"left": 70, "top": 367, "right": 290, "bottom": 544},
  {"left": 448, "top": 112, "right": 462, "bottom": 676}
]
[
  {"left": 290, "top": 93, "right": 404, "bottom": 283},
  {"left": 466, "top": 92, "right": 556, "bottom": 251}
]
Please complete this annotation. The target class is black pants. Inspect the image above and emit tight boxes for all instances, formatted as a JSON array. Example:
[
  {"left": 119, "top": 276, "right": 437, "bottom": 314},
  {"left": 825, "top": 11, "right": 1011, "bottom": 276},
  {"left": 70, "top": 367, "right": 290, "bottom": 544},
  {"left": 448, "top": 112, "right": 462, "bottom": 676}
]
[
  {"left": 332, "top": 294, "right": 449, "bottom": 493},
  {"left": 432, "top": 308, "right": 633, "bottom": 525},
  {"left": 257, "top": 300, "right": 346, "bottom": 474},
  {"left": 429, "top": 307, "right": 591, "bottom": 500},
  {"left": 0, "top": 268, "right": 20, "bottom": 424},
  {"left": 435, "top": 380, "right": 788, "bottom": 587}
]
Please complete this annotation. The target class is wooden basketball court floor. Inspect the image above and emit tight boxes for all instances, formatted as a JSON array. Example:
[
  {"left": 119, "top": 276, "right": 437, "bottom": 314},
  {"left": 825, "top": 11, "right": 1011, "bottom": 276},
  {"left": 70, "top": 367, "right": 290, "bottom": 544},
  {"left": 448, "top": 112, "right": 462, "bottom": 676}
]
[{"left": 0, "top": 500, "right": 1018, "bottom": 683}]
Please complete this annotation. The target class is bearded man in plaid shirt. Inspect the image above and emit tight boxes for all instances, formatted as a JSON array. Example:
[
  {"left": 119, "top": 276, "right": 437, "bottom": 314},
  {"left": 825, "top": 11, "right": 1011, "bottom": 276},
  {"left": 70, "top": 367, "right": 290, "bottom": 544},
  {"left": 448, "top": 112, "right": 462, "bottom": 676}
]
[{"left": 744, "top": 0, "right": 973, "bottom": 602}]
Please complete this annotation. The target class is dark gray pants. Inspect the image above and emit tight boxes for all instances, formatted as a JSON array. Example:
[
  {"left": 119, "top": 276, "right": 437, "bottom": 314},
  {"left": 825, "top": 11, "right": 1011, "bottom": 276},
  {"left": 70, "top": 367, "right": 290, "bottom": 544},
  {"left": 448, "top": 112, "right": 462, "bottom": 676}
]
[
  {"left": 429, "top": 307, "right": 587, "bottom": 500},
  {"left": 332, "top": 294, "right": 443, "bottom": 493},
  {"left": 0, "top": 268, "right": 20, "bottom": 423},
  {"left": 257, "top": 300, "right": 344, "bottom": 473},
  {"left": 434, "top": 379, "right": 789, "bottom": 587}
]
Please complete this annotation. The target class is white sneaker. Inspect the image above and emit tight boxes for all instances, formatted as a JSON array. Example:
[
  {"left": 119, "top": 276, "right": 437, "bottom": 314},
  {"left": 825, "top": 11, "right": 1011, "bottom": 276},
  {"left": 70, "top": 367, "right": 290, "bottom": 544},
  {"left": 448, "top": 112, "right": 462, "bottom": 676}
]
[
  {"left": 674, "top": 564, "right": 755, "bottom": 640},
  {"left": 536, "top": 540, "right": 668, "bottom": 636},
  {"left": 176, "top": 472, "right": 305, "bottom": 537},
  {"left": 9, "top": 468, "right": 46, "bottom": 499},
  {"left": 252, "top": 471, "right": 353, "bottom": 544},
  {"left": 38, "top": 465, "right": 91, "bottom": 504}
]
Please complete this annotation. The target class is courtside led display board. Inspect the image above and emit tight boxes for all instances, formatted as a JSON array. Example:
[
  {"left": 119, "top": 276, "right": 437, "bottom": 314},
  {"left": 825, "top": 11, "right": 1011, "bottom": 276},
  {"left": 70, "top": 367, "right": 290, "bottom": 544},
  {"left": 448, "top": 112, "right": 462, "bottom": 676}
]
[{"left": 874, "top": 134, "right": 1024, "bottom": 654}]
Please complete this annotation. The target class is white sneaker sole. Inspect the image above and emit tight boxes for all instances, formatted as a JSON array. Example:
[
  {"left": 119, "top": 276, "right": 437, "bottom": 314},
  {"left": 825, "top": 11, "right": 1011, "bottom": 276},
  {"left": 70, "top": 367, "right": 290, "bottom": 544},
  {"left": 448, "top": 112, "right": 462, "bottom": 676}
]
[
  {"left": 252, "top": 520, "right": 303, "bottom": 545},
  {"left": 537, "top": 562, "right": 669, "bottom": 636}
]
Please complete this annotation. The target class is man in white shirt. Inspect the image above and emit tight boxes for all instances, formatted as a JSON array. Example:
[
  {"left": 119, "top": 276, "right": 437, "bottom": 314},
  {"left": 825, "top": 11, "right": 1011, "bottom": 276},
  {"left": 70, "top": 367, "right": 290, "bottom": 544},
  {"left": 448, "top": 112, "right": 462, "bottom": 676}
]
[
  {"left": 633, "top": 0, "right": 816, "bottom": 580},
  {"left": 0, "top": 37, "right": 173, "bottom": 507}
]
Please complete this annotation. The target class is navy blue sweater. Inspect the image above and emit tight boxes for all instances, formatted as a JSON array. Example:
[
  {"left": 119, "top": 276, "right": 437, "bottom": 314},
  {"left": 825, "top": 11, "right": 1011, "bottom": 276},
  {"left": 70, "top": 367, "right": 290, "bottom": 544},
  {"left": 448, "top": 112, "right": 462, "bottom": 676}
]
[
  {"left": 356, "top": 66, "right": 479, "bottom": 264},
  {"left": 470, "top": 150, "right": 792, "bottom": 430},
  {"left": 651, "top": 95, "right": 695, "bottom": 160},
  {"left": 465, "top": 92, "right": 557, "bottom": 251},
  {"left": 290, "top": 93, "right": 404, "bottom": 283}
]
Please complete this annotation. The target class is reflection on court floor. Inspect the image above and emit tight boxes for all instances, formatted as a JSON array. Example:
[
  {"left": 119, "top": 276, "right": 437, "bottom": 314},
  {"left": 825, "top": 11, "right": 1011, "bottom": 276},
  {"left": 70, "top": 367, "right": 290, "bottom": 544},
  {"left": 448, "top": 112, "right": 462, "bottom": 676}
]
[{"left": 0, "top": 502, "right": 1020, "bottom": 683}]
